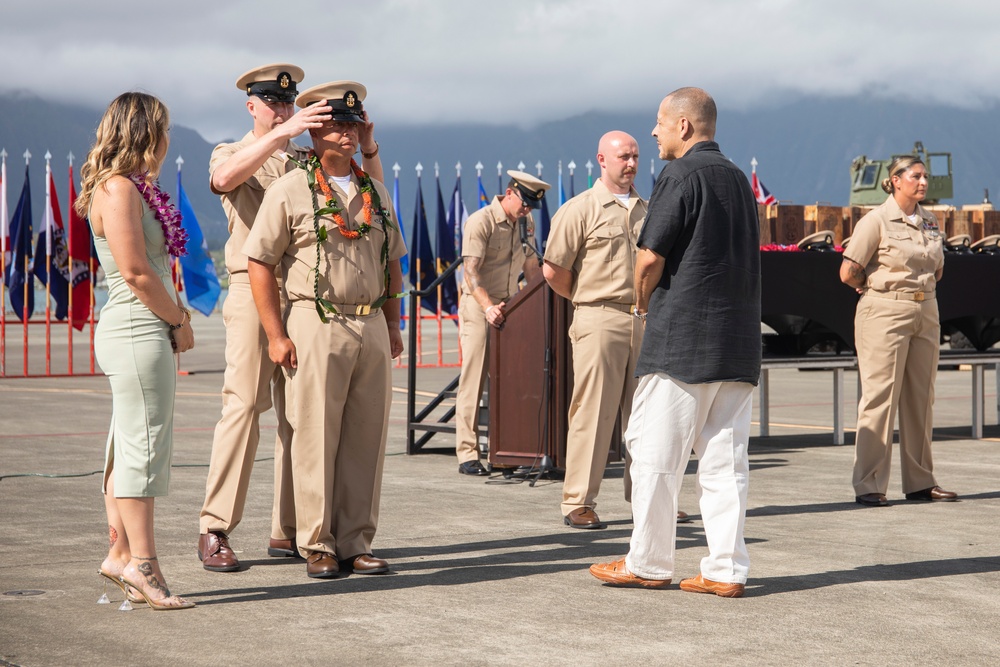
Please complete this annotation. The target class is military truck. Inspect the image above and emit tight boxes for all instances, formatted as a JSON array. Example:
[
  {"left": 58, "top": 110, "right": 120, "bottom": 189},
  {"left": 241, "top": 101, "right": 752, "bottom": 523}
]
[{"left": 849, "top": 141, "right": 953, "bottom": 206}]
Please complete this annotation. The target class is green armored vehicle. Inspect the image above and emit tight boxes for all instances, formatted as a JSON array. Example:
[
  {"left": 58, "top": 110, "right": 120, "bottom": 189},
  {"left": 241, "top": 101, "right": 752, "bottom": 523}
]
[{"left": 849, "top": 141, "right": 953, "bottom": 206}]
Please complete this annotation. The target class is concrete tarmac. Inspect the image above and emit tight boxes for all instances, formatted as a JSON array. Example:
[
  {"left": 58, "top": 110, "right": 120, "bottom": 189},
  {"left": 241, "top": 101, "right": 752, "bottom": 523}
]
[{"left": 1, "top": 315, "right": 998, "bottom": 666}]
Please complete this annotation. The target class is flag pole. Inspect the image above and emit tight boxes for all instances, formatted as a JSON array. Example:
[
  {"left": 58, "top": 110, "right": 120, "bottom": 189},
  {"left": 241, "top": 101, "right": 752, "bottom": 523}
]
[
  {"left": 1, "top": 148, "right": 8, "bottom": 375},
  {"left": 453, "top": 161, "right": 463, "bottom": 351},
  {"left": 496, "top": 161, "right": 502, "bottom": 198},
  {"left": 76, "top": 158, "right": 97, "bottom": 375},
  {"left": 391, "top": 161, "right": 404, "bottom": 359},
  {"left": 44, "top": 151, "right": 53, "bottom": 375},
  {"left": 415, "top": 162, "right": 424, "bottom": 366},
  {"left": 66, "top": 152, "right": 74, "bottom": 372},
  {"left": 433, "top": 162, "right": 443, "bottom": 355},
  {"left": 567, "top": 160, "right": 575, "bottom": 199},
  {"left": 557, "top": 160, "right": 563, "bottom": 208},
  {"left": 175, "top": 156, "right": 187, "bottom": 375},
  {"left": 21, "top": 150, "right": 31, "bottom": 376},
  {"left": 585, "top": 160, "right": 594, "bottom": 188},
  {"left": 172, "top": 161, "right": 184, "bottom": 293}
]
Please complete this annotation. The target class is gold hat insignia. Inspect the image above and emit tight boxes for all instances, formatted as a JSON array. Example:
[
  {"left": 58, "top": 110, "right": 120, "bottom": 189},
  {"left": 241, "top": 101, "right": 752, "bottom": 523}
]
[
  {"left": 279, "top": 73, "right": 290, "bottom": 89},
  {"left": 345, "top": 92, "right": 356, "bottom": 108}
]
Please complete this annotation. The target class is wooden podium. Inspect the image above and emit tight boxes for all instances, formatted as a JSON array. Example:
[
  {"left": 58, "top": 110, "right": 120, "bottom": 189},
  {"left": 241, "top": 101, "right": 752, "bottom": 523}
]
[{"left": 486, "top": 274, "right": 626, "bottom": 470}]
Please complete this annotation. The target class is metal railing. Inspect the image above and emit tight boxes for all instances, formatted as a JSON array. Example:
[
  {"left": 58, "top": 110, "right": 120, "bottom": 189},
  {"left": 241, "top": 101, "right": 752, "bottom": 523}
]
[{"left": 406, "top": 257, "right": 463, "bottom": 454}]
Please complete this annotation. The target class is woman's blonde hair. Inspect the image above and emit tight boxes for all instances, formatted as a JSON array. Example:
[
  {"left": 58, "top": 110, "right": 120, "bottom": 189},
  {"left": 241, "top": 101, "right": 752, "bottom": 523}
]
[
  {"left": 880, "top": 155, "right": 924, "bottom": 194},
  {"left": 75, "top": 92, "right": 170, "bottom": 216}
]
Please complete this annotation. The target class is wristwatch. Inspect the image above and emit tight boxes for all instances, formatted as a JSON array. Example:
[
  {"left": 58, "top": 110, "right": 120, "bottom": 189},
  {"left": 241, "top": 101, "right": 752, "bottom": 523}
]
[{"left": 631, "top": 306, "right": 646, "bottom": 321}]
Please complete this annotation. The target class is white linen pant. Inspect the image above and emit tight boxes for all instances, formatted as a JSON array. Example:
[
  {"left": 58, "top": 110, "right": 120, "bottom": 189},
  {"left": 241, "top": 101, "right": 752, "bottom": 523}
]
[{"left": 625, "top": 373, "right": 752, "bottom": 584}]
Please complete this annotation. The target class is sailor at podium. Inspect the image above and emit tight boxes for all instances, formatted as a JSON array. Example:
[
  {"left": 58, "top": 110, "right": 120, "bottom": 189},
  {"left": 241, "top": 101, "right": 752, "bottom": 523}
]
[{"left": 455, "top": 171, "right": 550, "bottom": 476}]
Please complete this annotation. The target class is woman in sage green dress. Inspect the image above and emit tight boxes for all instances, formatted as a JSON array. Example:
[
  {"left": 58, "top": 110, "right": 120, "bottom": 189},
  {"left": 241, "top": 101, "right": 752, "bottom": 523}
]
[{"left": 76, "top": 92, "right": 195, "bottom": 610}]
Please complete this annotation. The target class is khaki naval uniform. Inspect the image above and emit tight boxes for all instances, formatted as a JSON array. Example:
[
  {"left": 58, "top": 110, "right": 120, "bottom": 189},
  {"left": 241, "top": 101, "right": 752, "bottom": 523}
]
[
  {"left": 244, "top": 167, "right": 405, "bottom": 559},
  {"left": 544, "top": 180, "right": 647, "bottom": 515},
  {"left": 843, "top": 195, "right": 944, "bottom": 496},
  {"left": 455, "top": 197, "right": 533, "bottom": 464},
  {"left": 200, "top": 133, "right": 308, "bottom": 539}
]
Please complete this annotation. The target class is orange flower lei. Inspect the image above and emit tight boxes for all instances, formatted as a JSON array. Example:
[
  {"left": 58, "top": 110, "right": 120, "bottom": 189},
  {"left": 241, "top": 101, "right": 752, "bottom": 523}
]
[
  {"left": 314, "top": 158, "right": 373, "bottom": 239},
  {"left": 287, "top": 151, "right": 398, "bottom": 322}
]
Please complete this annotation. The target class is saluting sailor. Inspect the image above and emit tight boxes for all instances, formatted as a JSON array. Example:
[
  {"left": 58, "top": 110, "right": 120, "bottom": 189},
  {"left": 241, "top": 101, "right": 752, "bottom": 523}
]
[
  {"left": 244, "top": 81, "right": 404, "bottom": 579},
  {"left": 198, "top": 65, "right": 385, "bottom": 572}
]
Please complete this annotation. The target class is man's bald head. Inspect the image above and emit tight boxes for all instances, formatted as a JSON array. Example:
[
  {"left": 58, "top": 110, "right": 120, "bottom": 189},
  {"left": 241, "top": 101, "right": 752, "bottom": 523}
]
[
  {"left": 652, "top": 87, "right": 717, "bottom": 161},
  {"left": 597, "top": 130, "right": 639, "bottom": 194},
  {"left": 662, "top": 87, "right": 716, "bottom": 138}
]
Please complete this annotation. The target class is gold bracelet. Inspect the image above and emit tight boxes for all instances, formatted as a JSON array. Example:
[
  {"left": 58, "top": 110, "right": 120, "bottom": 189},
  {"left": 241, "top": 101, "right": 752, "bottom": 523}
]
[{"left": 361, "top": 141, "right": 379, "bottom": 159}]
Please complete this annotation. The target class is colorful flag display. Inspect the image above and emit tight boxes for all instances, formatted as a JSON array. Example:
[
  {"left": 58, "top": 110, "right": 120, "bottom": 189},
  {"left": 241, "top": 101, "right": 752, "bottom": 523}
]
[{"left": 32, "top": 167, "right": 70, "bottom": 320}]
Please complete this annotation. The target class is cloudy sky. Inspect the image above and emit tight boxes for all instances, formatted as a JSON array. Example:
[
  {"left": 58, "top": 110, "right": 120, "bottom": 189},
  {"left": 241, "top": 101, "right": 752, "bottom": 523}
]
[{"left": 2, "top": 0, "right": 999, "bottom": 142}]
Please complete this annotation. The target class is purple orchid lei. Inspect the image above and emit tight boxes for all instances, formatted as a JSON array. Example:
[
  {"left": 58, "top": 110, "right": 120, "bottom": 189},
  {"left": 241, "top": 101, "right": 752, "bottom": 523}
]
[{"left": 129, "top": 174, "right": 189, "bottom": 257}]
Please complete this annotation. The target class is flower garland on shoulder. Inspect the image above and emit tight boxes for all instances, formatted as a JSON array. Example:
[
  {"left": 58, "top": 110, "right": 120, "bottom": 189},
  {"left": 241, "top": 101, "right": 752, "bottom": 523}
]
[
  {"left": 129, "top": 174, "right": 189, "bottom": 257},
  {"left": 288, "top": 151, "right": 398, "bottom": 322}
]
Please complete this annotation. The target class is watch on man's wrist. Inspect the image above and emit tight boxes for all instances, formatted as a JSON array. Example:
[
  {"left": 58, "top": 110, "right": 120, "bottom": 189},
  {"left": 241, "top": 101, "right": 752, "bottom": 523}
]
[{"left": 631, "top": 306, "right": 646, "bottom": 321}]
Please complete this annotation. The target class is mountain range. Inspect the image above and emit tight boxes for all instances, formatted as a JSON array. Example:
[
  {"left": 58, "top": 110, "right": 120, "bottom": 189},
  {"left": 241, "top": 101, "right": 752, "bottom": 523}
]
[{"left": 3, "top": 92, "right": 999, "bottom": 251}]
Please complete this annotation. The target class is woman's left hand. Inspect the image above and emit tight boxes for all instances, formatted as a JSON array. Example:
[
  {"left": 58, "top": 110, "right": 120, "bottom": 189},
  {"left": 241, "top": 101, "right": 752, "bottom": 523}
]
[{"left": 172, "top": 321, "right": 195, "bottom": 353}]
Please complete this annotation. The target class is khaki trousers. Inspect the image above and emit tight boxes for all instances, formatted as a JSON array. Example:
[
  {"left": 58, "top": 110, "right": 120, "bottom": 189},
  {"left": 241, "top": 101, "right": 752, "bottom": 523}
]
[
  {"left": 852, "top": 295, "right": 939, "bottom": 496},
  {"left": 284, "top": 305, "right": 391, "bottom": 559},
  {"left": 199, "top": 279, "right": 295, "bottom": 539},
  {"left": 561, "top": 305, "right": 641, "bottom": 515},
  {"left": 455, "top": 296, "right": 489, "bottom": 463}
]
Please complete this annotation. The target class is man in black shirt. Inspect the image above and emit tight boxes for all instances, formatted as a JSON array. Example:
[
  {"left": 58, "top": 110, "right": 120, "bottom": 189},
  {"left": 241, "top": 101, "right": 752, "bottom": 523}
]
[{"left": 590, "top": 88, "right": 760, "bottom": 597}]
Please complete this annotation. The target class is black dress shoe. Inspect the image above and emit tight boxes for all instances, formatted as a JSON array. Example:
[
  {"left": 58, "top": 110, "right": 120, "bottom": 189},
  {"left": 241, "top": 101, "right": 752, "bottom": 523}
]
[
  {"left": 459, "top": 460, "right": 490, "bottom": 476},
  {"left": 905, "top": 486, "right": 958, "bottom": 502},
  {"left": 855, "top": 493, "right": 889, "bottom": 507}
]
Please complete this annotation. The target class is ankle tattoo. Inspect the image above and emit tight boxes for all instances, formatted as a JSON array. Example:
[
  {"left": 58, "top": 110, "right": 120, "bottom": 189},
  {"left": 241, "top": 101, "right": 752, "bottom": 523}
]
[
  {"left": 136, "top": 561, "right": 171, "bottom": 597},
  {"left": 108, "top": 525, "right": 118, "bottom": 547}
]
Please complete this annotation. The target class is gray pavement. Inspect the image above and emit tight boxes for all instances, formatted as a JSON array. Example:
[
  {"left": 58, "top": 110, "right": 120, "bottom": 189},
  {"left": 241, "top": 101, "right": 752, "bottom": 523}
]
[{"left": 1, "top": 315, "right": 999, "bottom": 666}]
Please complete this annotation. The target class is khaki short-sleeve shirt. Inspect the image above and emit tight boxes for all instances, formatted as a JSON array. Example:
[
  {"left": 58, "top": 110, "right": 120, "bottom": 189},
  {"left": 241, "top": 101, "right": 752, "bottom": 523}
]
[
  {"left": 209, "top": 132, "right": 309, "bottom": 276},
  {"left": 843, "top": 195, "right": 944, "bottom": 293},
  {"left": 543, "top": 179, "right": 647, "bottom": 305},
  {"left": 243, "top": 168, "right": 406, "bottom": 307},
  {"left": 461, "top": 197, "right": 533, "bottom": 301}
]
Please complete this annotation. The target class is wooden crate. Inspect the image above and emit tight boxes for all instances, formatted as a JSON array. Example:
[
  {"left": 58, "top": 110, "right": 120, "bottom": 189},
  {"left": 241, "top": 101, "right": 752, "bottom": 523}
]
[
  {"left": 757, "top": 203, "right": 771, "bottom": 245},
  {"left": 984, "top": 210, "right": 1000, "bottom": 237},
  {"left": 805, "top": 205, "right": 844, "bottom": 244},
  {"left": 774, "top": 205, "right": 806, "bottom": 245},
  {"left": 950, "top": 209, "right": 969, "bottom": 239}
]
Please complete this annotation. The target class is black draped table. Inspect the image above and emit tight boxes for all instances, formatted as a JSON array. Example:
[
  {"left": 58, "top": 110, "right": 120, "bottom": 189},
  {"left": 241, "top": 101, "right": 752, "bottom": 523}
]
[{"left": 760, "top": 251, "right": 1000, "bottom": 353}]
